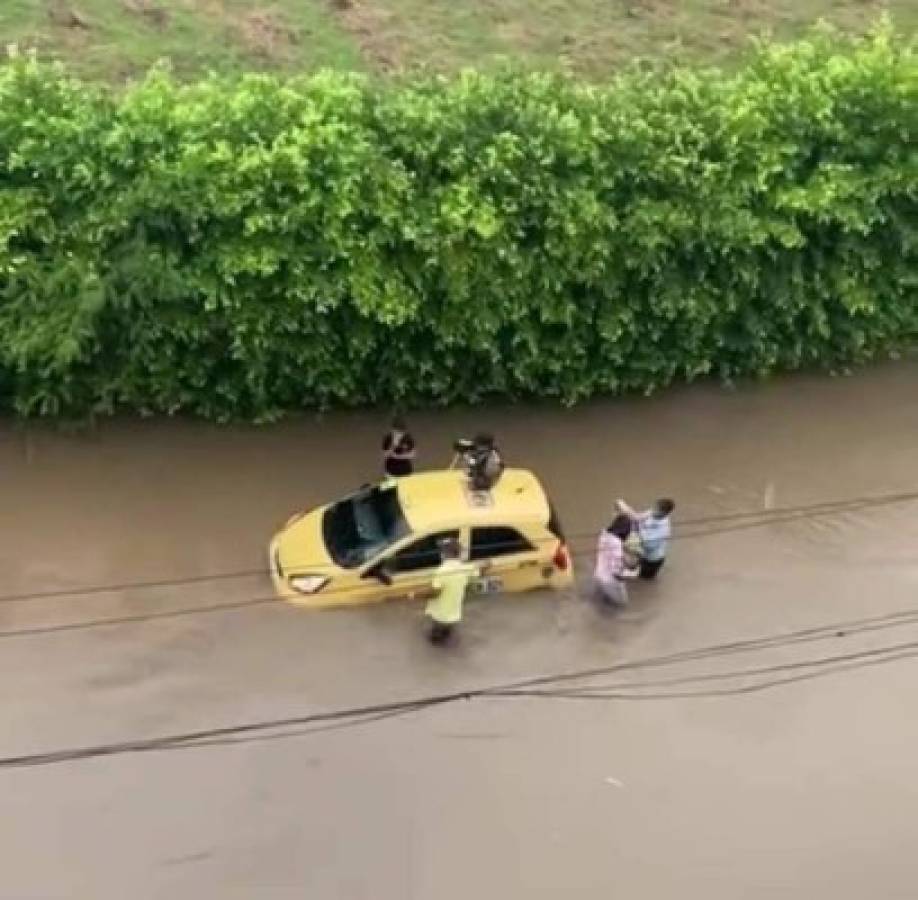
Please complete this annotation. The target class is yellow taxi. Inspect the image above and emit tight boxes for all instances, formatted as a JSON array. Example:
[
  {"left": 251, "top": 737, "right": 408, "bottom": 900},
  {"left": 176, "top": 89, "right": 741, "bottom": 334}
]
[{"left": 269, "top": 468, "right": 573, "bottom": 608}]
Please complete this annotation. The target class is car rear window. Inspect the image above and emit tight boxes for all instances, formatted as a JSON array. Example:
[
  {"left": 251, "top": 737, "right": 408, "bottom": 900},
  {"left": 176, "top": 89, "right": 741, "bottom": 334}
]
[
  {"left": 469, "top": 526, "right": 534, "bottom": 560},
  {"left": 390, "top": 530, "right": 461, "bottom": 574}
]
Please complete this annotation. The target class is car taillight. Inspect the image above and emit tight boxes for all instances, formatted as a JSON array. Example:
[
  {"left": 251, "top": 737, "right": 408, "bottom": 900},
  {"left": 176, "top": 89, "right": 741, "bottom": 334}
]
[{"left": 552, "top": 543, "right": 570, "bottom": 571}]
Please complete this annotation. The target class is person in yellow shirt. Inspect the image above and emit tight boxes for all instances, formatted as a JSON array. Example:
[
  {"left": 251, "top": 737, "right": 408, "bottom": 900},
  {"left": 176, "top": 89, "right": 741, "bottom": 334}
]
[{"left": 425, "top": 537, "right": 480, "bottom": 645}]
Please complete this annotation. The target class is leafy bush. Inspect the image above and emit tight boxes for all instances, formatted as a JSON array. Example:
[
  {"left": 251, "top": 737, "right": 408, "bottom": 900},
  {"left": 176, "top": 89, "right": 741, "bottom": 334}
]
[{"left": 0, "top": 27, "right": 915, "bottom": 420}]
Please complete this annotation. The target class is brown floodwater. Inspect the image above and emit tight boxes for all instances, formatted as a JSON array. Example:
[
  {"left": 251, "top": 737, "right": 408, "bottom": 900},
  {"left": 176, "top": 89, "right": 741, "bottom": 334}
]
[{"left": 3, "top": 361, "right": 918, "bottom": 899}]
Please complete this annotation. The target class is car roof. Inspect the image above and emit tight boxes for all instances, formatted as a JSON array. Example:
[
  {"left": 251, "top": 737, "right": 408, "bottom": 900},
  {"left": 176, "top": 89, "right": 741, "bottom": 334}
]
[{"left": 396, "top": 468, "right": 550, "bottom": 535}]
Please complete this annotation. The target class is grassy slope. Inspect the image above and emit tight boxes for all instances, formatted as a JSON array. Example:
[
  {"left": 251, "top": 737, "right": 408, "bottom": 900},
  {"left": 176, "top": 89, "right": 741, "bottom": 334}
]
[
  {"left": 0, "top": 0, "right": 362, "bottom": 81},
  {"left": 0, "top": 0, "right": 915, "bottom": 81},
  {"left": 364, "top": 0, "right": 918, "bottom": 75}
]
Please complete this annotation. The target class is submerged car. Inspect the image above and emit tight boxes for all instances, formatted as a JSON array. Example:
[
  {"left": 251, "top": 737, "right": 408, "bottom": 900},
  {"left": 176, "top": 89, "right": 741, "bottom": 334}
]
[{"left": 269, "top": 468, "right": 573, "bottom": 608}]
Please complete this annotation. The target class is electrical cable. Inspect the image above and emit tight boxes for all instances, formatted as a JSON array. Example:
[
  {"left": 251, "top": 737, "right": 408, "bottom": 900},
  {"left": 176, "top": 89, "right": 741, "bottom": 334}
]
[
  {"left": 2, "top": 484, "right": 917, "bottom": 610},
  {"left": 6, "top": 607, "right": 918, "bottom": 768},
  {"left": 491, "top": 637, "right": 918, "bottom": 696},
  {"left": 0, "top": 596, "right": 280, "bottom": 640},
  {"left": 496, "top": 606, "right": 918, "bottom": 692},
  {"left": 493, "top": 648, "right": 918, "bottom": 701},
  {"left": 2, "top": 486, "right": 918, "bottom": 640}
]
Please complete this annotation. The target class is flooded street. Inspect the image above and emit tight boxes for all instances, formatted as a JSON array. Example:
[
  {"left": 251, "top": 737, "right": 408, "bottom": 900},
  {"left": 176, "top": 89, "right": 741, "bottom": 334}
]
[{"left": 4, "top": 361, "right": 918, "bottom": 899}]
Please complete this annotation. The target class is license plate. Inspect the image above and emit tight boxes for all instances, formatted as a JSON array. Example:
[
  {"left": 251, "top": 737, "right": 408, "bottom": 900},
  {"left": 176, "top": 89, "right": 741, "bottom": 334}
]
[{"left": 473, "top": 576, "right": 503, "bottom": 595}]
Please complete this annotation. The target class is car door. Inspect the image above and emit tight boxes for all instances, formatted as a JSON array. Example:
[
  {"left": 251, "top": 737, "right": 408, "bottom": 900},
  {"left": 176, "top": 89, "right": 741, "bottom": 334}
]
[
  {"left": 363, "top": 529, "right": 461, "bottom": 603},
  {"left": 468, "top": 525, "right": 540, "bottom": 595}
]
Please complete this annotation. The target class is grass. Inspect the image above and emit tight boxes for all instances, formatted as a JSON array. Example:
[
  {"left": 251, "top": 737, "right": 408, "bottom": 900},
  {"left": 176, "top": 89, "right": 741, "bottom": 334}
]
[
  {"left": 361, "top": 0, "right": 918, "bottom": 76},
  {"left": 0, "top": 0, "right": 915, "bottom": 81},
  {"left": 0, "top": 0, "right": 362, "bottom": 81}
]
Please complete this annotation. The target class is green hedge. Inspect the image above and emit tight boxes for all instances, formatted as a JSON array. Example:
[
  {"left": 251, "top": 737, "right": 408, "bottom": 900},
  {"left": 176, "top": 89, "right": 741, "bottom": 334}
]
[{"left": 0, "top": 28, "right": 916, "bottom": 420}]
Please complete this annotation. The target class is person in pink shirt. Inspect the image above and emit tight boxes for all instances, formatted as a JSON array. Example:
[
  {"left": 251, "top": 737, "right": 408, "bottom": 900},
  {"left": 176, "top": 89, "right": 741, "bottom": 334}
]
[{"left": 594, "top": 513, "right": 638, "bottom": 606}]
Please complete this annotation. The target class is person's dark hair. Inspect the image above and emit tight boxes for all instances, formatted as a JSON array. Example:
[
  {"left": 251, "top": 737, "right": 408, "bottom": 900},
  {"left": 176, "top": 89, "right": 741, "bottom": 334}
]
[
  {"left": 655, "top": 498, "right": 675, "bottom": 517},
  {"left": 608, "top": 514, "right": 632, "bottom": 539},
  {"left": 391, "top": 415, "right": 407, "bottom": 432},
  {"left": 473, "top": 432, "right": 494, "bottom": 448}
]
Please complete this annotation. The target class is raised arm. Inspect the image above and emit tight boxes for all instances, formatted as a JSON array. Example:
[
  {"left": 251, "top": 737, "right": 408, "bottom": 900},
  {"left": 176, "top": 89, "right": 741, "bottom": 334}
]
[{"left": 616, "top": 498, "right": 650, "bottom": 522}]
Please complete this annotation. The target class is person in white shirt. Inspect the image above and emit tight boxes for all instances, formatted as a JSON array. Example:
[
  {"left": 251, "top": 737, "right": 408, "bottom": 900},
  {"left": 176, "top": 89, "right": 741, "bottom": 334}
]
[{"left": 616, "top": 497, "right": 675, "bottom": 580}]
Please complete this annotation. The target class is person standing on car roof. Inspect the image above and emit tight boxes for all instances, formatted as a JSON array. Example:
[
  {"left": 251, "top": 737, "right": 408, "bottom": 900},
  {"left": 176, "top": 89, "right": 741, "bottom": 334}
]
[
  {"left": 468, "top": 432, "right": 504, "bottom": 491},
  {"left": 425, "top": 537, "right": 480, "bottom": 645},
  {"left": 382, "top": 416, "right": 416, "bottom": 478}
]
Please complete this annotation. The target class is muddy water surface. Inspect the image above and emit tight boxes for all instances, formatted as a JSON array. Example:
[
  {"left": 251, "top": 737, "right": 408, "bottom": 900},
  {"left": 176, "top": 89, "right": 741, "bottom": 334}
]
[{"left": 3, "top": 362, "right": 918, "bottom": 899}]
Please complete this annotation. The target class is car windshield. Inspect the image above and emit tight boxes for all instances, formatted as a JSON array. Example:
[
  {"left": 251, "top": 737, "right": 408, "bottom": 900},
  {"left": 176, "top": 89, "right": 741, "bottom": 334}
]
[{"left": 322, "top": 483, "right": 410, "bottom": 569}]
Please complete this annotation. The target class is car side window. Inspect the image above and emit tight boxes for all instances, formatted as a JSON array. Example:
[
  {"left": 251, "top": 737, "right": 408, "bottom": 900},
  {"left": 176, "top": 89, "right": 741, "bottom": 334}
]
[
  {"left": 389, "top": 530, "right": 461, "bottom": 574},
  {"left": 469, "top": 526, "right": 533, "bottom": 561}
]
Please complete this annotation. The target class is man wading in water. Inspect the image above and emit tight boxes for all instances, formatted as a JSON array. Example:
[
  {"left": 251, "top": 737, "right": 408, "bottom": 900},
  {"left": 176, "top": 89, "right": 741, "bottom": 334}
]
[
  {"left": 616, "top": 497, "right": 675, "bottom": 579},
  {"left": 425, "top": 537, "right": 480, "bottom": 645}
]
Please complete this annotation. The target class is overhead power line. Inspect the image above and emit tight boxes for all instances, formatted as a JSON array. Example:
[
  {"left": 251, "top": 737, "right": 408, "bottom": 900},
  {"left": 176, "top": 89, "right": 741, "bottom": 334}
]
[
  {"left": 2, "top": 485, "right": 917, "bottom": 610},
  {"left": 5, "top": 605, "right": 918, "bottom": 769},
  {"left": 0, "top": 596, "right": 279, "bottom": 640},
  {"left": 1, "top": 485, "right": 917, "bottom": 640},
  {"left": 494, "top": 639, "right": 918, "bottom": 699}
]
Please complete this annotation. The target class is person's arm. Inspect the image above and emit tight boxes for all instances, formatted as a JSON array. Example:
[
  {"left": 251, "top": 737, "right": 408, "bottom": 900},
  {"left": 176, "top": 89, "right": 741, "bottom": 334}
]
[
  {"left": 617, "top": 547, "right": 639, "bottom": 579},
  {"left": 616, "top": 498, "right": 650, "bottom": 523}
]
